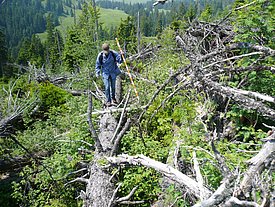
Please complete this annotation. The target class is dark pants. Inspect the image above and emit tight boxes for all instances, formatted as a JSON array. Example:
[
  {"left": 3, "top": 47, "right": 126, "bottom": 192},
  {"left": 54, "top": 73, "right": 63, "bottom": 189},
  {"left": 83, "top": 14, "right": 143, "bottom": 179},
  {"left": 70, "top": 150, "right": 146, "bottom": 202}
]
[{"left": 103, "top": 75, "right": 116, "bottom": 103}]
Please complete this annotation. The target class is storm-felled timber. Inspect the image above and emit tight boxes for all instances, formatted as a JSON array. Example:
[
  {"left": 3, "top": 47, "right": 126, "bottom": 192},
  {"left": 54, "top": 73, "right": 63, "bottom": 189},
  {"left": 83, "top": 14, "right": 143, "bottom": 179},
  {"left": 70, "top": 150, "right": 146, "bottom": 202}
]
[
  {"left": 128, "top": 44, "right": 161, "bottom": 61},
  {"left": 108, "top": 131, "right": 274, "bottom": 207},
  {"left": 75, "top": 3, "right": 275, "bottom": 206},
  {"left": 81, "top": 90, "right": 116, "bottom": 206},
  {"left": 173, "top": 17, "right": 275, "bottom": 121},
  {"left": 107, "top": 154, "right": 212, "bottom": 199}
]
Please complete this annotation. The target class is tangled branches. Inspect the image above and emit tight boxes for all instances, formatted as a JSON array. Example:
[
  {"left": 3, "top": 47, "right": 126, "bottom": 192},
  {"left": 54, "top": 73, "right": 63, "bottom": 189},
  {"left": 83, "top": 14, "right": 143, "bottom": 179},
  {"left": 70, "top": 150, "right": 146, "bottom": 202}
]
[{"left": 175, "top": 19, "right": 275, "bottom": 120}]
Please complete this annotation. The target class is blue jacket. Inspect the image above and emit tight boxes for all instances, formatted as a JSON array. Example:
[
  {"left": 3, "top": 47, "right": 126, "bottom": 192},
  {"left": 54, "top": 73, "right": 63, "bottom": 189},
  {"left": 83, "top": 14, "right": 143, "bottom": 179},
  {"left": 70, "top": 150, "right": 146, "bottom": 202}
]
[{"left": 95, "top": 50, "right": 122, "bottom": 79}]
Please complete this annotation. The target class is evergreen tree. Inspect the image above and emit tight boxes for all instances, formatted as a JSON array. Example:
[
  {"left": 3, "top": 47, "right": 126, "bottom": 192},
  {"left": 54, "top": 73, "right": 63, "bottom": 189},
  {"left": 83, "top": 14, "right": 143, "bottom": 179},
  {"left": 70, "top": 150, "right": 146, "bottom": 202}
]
[
  {"left": 63, "top": 29, "right": 83, "bottom": 71},
  {"left": 185, "top": 3, "right": 197, "bottom": 22},
  {"left": 46, "top": 14, "right": 54, "bottom": 46},
  {"left": 17, "top": 35, "right": 45, "bottom": 67},
  {"left": 63, "top": 2, "right": 99, "bottom": 72},
  {"left": 45, "top": 14, "right": 63, "bottom": 71},
  {"left": 141, "top": 13, "right": 151, "bottom": 37},
  {"left": 177, "top": 2, "right": 187, "bottom": 20},
  {"left": 29, "top": 35, "right": 45, "bottom": 67},
  {"left": 0, "top": 30, "right": 8, "bottom": 76},
  {"left": 17, "top": 38, "right": 31, "bottom": 66},
  {"left": 45, "top": 14, "right": 54, "bottom": 68},
  {"left": 199, "top": 4, "right": 213, "bottom": 22},
  {"left": 57, "top": 1, "right": 64, "bottom": 15},
  {"left": 117, "top": 16, "right": 137, "bottom": 53}
]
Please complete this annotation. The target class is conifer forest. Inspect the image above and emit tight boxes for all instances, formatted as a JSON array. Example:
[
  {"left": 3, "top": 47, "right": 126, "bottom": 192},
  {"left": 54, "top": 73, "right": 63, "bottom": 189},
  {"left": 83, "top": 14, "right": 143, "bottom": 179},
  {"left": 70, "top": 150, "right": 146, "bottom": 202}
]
[{"left": 0, "top": 0, "right": 274, "bottom": 206}]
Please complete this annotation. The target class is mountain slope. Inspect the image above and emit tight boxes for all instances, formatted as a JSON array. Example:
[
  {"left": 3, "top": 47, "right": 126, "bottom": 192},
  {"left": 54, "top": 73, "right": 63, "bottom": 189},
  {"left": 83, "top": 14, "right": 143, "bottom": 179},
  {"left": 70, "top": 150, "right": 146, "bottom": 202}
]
[{"left": 37, "top": 7, "right": 128, "bottom": 41}]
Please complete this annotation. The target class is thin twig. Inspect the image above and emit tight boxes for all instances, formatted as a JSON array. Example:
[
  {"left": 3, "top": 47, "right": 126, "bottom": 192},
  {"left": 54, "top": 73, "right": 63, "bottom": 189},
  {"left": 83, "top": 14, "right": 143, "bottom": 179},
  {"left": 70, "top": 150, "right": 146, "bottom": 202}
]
[
  {"left": 111, "top": 90, "right": 131, "bottom": 143},
  {"left": 108, "top": 183, "right": 122, "bottom": 207}
]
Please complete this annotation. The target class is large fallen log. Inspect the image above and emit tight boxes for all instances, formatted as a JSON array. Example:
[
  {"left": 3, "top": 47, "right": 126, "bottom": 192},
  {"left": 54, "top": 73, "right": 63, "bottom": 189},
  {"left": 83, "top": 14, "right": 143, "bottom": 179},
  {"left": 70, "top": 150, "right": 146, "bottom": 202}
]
[{"left": 202, "top": 79, "right": 275, "bottom": 120}]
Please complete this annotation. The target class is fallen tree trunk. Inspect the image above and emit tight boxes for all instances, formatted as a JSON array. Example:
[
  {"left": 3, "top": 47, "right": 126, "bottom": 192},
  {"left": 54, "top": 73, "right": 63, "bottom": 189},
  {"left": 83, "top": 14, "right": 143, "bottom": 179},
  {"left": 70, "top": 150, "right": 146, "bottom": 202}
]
[
  {"left": 78, "top": 79, "right": 138, "bottom": 206},
  {"left": 107, "top": 154, "right": 212, "bottom": 199},
  {"left": 224, "top": 197, "right": 260, "bottom": 207},
  {"left": 81, "top": 92, "right": 118, "bottom": 206},
  {"left": 202, "top": 79, "right": 275, "bottom": 120},
  {"left": 238, "top": 134, "right": 275, "bottom": 197}
]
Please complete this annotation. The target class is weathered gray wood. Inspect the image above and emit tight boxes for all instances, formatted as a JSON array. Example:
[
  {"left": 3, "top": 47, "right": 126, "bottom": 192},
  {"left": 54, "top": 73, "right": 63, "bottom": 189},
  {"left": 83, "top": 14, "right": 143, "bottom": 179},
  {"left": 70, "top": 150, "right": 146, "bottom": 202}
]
[
  {"left": 239, "top": 135, "right": 275, "bottom": 197},
  {"left": 108, "top": 154, "right": 212, "bottom": 199},
  {"left": 192, "top": 177, "right": 235, "bottom": 207},
  {"left": 83, "top": 113, "right": 117, "bottom": 207}
]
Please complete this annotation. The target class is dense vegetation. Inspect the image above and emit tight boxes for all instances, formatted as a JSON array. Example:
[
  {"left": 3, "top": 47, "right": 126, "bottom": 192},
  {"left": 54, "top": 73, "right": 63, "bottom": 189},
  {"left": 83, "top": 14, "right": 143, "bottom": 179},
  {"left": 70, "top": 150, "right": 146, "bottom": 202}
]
[{"left": 0, "top": 0, "right": 274, "bottom": 206}]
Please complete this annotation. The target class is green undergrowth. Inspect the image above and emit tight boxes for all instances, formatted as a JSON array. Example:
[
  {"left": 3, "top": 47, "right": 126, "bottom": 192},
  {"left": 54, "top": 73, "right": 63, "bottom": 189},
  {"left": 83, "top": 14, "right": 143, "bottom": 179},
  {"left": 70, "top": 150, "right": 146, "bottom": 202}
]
[
  {"left": 1, "top": 10, "right": 273, "bottom": 205},
  {"left": 0, "top": 77, "right": 102, "bottom": 206}
]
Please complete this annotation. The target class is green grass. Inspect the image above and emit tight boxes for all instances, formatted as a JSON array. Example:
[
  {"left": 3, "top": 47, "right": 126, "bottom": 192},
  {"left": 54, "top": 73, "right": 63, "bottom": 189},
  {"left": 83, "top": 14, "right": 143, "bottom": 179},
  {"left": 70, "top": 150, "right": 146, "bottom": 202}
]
[
  {"left": 37, "top": 7, "right": 128, "bottom": 42},
  {"left": 99, "top": 8, "right": 128, "bottom": 28},
  {"left": 55, "top": 9, "right": 82, "bottom": 36}
]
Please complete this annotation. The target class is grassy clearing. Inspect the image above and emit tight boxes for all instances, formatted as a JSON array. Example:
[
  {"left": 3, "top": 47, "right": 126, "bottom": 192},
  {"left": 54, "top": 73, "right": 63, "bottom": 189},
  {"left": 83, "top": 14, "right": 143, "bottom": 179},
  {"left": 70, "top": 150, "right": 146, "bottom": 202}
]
[
  {"left": 99, "top": 8, "right": 128, "bottom": 28},
  {"left": 37, "top": 7, "right": 128, "bottom": 42}
]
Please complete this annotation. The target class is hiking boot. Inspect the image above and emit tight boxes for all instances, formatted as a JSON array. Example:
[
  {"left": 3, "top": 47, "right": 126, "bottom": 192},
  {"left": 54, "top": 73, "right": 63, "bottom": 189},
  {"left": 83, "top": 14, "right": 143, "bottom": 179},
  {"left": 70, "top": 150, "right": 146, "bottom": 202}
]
[
  {"left": 105, "top": 102, "right": 112, "bottom": 107},
  {"left": 112, "top": 98, "right": 118, "bottom": 105}
]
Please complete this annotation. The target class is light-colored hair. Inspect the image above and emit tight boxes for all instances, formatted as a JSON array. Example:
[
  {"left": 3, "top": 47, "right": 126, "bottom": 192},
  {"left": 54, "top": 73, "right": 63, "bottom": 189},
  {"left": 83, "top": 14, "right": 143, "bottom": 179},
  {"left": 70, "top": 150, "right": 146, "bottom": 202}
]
[{"left": 102, "top": 43, "right": 110, "bottom": 51}]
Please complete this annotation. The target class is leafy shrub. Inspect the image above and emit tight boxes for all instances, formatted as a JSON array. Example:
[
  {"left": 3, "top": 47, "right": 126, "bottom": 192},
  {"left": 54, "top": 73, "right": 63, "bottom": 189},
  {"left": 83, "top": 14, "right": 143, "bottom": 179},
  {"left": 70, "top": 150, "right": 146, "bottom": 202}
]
[{"left": 38, "top": 82, "right": 71, "bottom": 110}]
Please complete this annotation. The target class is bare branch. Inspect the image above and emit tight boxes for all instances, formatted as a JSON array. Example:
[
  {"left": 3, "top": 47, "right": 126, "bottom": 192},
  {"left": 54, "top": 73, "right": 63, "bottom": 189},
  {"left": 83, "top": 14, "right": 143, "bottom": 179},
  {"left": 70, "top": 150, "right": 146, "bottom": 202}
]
[
  {"left": 238, "top": 134, "right": 275, "bottom": 197},
  {"left": 202, "top": 52, "right": 263, "bottom": 70},
  {"left": 203, "top": 79, "right": 275, "bottom": 119},
  {"left": 224, "top": 197, "right": 260, "bottom": 207},
  {"left": 149, "top": 77, "right": 190, "bottom": 123},
  {"left": 64, "top": 177, "right": 89, "bottom": 186},
  {"left": 210, "top": 138, "right": 231, "bottom": 177},
  {"left": 111, "top": 90, "right": 131, "bottom": 143},
  {"left": 138, "top": 65, "right": 190, "bottom": 122},
  {"left": 67, "top": 168, "right": 88, "bottom": 176},
  {"left": 193, "top": 151, "right": 207, "bottom": 200},
  {"left": 108, "top": 183, "right": 122, "bottom": 207},
  {"left": 111, "top": 118, "right": 132, "bottom": 156},
  {"left": 193, "top": 177, "right": 235, "bottom": 207},
  {"left": 116, "top": 186, "right": 139, "bottom": 203},
  {"left": 108, "top": 154, "right": 212, "bottom": 198},
  {"left": 87, "top": 90, "right": 103, "bottom": 151},
  {"left": 119, "top": 200, "right": 145, "bottom": 205},
  {"left": 81, "top": 105, "right": 145, "bottom": 116},
  {"left": 263, "top": 123, "right": 275, "bottom": 130},
  {"left": 223, "top": 87, "right": 275, "bottom": 104}
]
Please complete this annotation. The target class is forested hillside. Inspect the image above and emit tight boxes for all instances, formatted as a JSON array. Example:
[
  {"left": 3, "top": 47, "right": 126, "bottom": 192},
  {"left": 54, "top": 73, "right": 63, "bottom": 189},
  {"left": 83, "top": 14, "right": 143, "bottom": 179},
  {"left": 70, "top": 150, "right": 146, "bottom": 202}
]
[
  {"left": 0, "top": 0, "right": 65, "bottom": 57},
  {"left": 0, "top": 0, "right": 274, "bottom": 207},
  {"left": 0, "top": 0, "right": 234, "bottom": 59}
]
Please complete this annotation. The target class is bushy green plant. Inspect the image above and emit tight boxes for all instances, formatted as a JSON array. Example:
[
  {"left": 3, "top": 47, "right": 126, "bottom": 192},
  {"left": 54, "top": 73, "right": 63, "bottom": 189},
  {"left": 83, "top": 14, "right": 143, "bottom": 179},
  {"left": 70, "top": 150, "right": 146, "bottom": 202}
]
[{"left": 38, "top": 82, "right": 71, "bottom": 110}]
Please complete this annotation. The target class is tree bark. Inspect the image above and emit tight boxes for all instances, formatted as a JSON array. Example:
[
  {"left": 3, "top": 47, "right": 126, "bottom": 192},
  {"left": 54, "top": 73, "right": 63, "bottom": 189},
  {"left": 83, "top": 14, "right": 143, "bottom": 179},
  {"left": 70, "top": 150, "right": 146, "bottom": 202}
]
[{"left": 82, "top": 113, "right": 117, "bottom": 207}]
